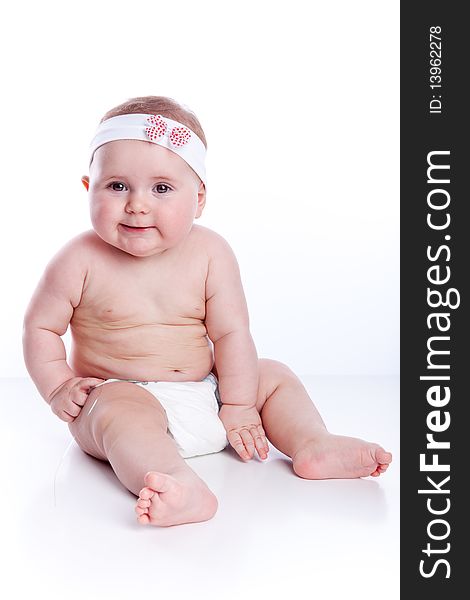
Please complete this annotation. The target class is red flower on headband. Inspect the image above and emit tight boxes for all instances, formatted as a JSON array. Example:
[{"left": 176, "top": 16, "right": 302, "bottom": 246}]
[{"left": 145, "top": 115, "right": 191, "bottom": 147}]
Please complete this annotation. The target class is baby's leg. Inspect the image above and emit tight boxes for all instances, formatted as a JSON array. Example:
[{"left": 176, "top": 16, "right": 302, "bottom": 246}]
[
  {"left": 69, "top": 382, "right": 218, "bottom": 526},
  {"left": 256, "top": 359, "right": 392, "bottom": 479}
]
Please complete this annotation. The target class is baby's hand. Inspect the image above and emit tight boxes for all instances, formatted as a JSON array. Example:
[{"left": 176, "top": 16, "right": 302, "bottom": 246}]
[
  {"left": 48, "top": 377, "right": 105, "bottom": 423},
  {"left": 218, "top": 404, "right": 269, "bottom": 461}
]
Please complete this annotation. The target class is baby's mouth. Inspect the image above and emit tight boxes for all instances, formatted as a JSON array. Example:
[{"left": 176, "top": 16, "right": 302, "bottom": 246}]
[{"left": 120, "top": 223, "right": 156, "bottom": 231}]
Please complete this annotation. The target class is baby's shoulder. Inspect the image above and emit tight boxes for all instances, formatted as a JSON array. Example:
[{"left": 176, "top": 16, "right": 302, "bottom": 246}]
[
  {"left": 48, "top": 230, "right": 108, "bottom": 271},
  {"left": 188, "top": 225, "right": 236, "bottom": 259}
]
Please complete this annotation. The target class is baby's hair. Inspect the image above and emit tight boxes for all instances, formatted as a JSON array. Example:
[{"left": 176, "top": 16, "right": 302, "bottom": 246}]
[{"left": 100, "top": 96, "right": 207, "bottom": 148}]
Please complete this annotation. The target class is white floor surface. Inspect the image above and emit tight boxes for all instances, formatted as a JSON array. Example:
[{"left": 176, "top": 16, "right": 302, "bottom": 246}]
[{"left": 1, "top": 375, "right": 399, "bottom": 600}]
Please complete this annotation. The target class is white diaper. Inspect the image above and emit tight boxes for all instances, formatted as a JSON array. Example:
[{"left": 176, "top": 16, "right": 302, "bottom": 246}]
[{"left": 93, "top": 374, "right": 228, "bottom": 459}]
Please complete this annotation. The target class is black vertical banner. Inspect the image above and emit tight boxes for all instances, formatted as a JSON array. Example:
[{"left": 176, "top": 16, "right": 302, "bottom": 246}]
[{"left": 401, "top": 2, "right": 468, "bottom": 596}]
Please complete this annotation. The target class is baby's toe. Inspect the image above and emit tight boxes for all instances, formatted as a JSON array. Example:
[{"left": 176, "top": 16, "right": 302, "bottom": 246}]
[
  {"left": 376, "top": 449, "right": 392, "bottom": 465},
  {"left": 138, "top": 487, "right": 155, "bottom": 501},
  {"left": 137, "top": 513, "right": 150, "bottom": 525},
  {"left": 137, "top": 498, "right": 151, "bottom": 509},
  {"left": 144, "top": 471, "right": 172, "bottom": 492},
  {"left": 135, "top": 504, "right": 148, "bottom": 516}
]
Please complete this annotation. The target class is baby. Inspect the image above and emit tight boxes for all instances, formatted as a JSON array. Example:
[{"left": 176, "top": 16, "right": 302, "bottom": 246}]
[{"left": 23, "top": 96, "right": 392, "bottom": 527}]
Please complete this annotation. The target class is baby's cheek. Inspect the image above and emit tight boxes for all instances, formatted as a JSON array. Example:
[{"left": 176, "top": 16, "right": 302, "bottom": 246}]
[
  {"left": 89, "top": 210, "right": 103, "bottom": 233},
  {"left": 90, "top": 202, "right": 114, "bottom": 230},
  {"left": 159, "top": 209, "right": 189, "bottom": 237}
]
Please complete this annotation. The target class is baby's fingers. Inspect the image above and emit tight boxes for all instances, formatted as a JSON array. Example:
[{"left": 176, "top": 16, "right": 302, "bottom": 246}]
[
  {"left": 72, "top": 378, "right": 105, "bottom": 407},
  {"left": 58, "top": 411, "right": 75, "bottom": 423},
  {"left": 253, "top": 426, "right": 269, "bottom": 460},
  {"left": 51, "top": 403, "right": 76, "bottom": 422},
  {"left": 227, "top": 430, "right": 253, "bottom": 461},
  {"left": 63, "top": 400, "right": 82, "bottom": 419},
  {"left": 70, "top": 388, "right": 89, "bottom": 408},
  {"left": 79, "top": 377, "right": 105, "bottom": 393}
]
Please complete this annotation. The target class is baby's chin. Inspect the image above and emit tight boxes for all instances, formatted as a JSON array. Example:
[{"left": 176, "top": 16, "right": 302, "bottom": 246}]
[
  {"left": 92, "top": 230, "right": 166, "bottom": 258},
  {"left": 116, "top": 240, "right": 169, "bottom": 258}
]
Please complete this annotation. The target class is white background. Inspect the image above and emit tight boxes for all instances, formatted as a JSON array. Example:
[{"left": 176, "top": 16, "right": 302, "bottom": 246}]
[
  {"left": 0, "top": 0, "right": 398, "bottom": 378},
  {"left": 1, "top": 3, "right": 399, "bottom": 599}
]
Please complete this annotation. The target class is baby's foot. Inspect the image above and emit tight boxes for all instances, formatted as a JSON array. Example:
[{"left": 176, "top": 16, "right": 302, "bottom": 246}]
[
  {"left": 135, "top": 471, "right": 218, "bottom": 527},
  {"left": 292, "top": 433, "right": 392, "bottom": 480}
]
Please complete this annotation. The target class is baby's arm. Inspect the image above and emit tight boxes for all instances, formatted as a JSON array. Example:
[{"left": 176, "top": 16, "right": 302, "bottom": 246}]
[
  {"left": 205, "top": 234, "right": 268, "bottom": 461},
  {"left": 23, "top": 240, "right": 103, "bottom": 419}
]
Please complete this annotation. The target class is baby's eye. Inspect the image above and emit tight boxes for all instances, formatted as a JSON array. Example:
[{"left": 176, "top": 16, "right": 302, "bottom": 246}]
[
  {"left": 155, "top": 184, "right": 171, "bottom": 194},
  {"left": 109, "top": 182, "right": 127, "bottom": 192}
]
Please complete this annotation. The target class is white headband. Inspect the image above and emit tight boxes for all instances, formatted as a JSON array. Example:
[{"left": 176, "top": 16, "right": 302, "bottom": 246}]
[{"left": 89, "top": 113, "right": 206, "bottom": 185}]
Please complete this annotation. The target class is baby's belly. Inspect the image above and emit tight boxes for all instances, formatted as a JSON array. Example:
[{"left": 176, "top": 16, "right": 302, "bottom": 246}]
[{"left": 69, "top": 321, "right": 214, "bottom": 382}]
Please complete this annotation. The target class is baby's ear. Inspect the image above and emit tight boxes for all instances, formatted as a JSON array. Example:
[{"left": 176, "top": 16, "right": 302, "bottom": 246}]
[
  {"left": 81, "top": 176, "right": 89, "bottom": 191},
  {"left": 195, "top": 182, "right": 206, "bottom": 218}
]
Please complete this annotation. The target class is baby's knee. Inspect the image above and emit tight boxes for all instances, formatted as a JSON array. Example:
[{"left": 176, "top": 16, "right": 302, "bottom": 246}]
[
  {"left": 258, "top": 358, "right": 297, "bottom": 384},
  {"left": 84, "top": 382, "right": 168, "bottom": 437}
]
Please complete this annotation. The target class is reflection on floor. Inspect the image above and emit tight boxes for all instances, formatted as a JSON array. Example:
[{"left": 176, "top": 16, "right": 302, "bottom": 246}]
[{"left": 2, "top": 376, "right": 399, "bottom": 600}]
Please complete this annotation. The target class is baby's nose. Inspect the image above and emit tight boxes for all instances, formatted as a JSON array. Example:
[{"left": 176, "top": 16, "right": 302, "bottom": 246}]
[{"left": 125, "top": 192, "right": 151, "bottom": 213}]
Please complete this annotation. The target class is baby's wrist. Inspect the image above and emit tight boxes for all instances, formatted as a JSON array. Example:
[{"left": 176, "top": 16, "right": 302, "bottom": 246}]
[{"left": 219, "top": 403, "right": 257, "bottom": 412}]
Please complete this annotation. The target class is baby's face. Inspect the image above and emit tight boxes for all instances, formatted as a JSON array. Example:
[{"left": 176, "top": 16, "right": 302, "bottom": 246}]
[{"left": 84, "top": 140, "right": 205, "bottom": 257}]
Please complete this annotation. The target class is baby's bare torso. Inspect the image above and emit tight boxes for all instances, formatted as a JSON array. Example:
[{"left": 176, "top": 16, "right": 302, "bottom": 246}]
[{"left": 70, "top": 227, "right": 214, "bottom": 382}]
